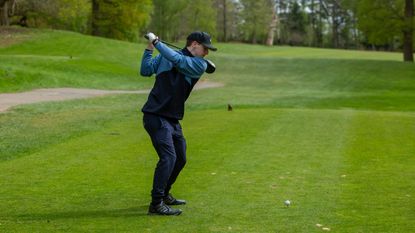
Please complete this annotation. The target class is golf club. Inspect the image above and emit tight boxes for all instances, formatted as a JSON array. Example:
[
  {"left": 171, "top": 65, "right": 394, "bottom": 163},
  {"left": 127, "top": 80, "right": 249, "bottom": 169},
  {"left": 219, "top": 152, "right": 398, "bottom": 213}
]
[
  {"left": 144, "top": 34, "right": 181, "bottom": 50},
  {"left": 144, "top": 34, "right": 216, "bottom": 74}
]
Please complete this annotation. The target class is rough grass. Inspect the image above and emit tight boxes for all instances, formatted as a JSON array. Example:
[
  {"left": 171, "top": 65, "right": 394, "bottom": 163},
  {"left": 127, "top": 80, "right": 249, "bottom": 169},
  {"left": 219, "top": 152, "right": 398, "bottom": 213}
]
[{"left": 0, "top": 28, "right": 414, "bottom": 232}]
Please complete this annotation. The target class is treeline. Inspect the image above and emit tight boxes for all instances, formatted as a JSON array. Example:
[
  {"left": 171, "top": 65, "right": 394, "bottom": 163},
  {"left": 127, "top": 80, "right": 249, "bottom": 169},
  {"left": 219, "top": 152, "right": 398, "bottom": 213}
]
[
  {"left": 0, "top": 0, "right": 413, "bottom": 61},
  {"left": 0, "top": 0, "right": 152, "bottom": 41}
]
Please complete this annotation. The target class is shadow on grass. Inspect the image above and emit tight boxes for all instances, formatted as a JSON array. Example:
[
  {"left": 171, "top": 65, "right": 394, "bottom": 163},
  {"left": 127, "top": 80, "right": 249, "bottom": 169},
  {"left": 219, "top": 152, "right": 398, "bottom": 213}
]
[{"left": 15, "top": 205, "right": 149, "bottom": 221}]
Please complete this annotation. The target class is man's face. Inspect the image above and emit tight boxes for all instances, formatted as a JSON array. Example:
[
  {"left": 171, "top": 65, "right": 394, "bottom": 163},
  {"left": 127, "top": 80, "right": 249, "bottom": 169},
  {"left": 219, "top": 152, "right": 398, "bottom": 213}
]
[{"left": 189, "top": 41, "right": 209, "bottom": 57}]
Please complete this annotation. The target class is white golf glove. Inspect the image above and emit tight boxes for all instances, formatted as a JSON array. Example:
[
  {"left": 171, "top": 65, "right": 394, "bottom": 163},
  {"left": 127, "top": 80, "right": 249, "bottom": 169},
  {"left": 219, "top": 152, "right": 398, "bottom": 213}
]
[{"left": 145, "top": 32, "right": 159, "bottom": 45}]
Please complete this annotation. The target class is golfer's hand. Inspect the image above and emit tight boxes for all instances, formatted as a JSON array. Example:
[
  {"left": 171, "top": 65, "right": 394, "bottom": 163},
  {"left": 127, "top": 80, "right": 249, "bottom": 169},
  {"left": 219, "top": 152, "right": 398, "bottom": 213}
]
[
  {"left": 145, "top": 32, "right": 159, "bottom": 45},
  {"left": 146, "top": 43, "right": 155, "bottom": 51}
]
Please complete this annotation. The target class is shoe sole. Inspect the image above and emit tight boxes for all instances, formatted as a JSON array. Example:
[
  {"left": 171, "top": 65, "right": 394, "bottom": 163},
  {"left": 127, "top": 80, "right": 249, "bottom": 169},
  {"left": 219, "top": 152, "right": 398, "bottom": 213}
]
[
  {"left": 147, "top": 211, "right": 182, "bottom": 216},
  {"left": 165, "top": 202, "right": 186, "bottom": 205}
]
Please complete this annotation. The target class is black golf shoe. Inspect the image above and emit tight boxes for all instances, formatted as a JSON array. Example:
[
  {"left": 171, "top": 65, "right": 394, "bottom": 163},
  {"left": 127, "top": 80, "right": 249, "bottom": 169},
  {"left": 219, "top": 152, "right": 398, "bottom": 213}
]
[
  {"left": 148, "top": 201, "right": 182, "bottom": 216},
  {"left": 163, "top": 193, "right": 186, "bottom": 205}
]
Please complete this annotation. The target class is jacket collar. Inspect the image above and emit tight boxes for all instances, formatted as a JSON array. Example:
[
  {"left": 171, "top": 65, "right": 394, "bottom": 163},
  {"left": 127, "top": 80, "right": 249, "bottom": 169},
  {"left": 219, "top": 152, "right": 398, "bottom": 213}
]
[{"left": 181, "top": 47, "right": 194, "bottom": 57}]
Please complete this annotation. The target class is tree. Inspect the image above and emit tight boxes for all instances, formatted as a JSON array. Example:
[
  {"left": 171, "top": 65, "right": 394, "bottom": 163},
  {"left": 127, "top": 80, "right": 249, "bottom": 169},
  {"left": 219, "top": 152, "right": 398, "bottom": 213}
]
[
  {"left": 58, "top": 0, "right": 90, "bottom": 33},
  {"left": 316, "top": 0, "right": 327, "bottom": 47},
  {"left": 266, "top": 0, "right": 278, "bottom": 46},
  {"left": 13, "top": 0, "right": 61, "bottom": 28},
  {"left": 239, "top": 0, "right": 274, "bottom": 44},
  {"left": 91, "top": 0, "right": 152, "bottom": 41},
  {"left": 215, "top": 0, "right": 242, "bottom": 42},
  {"left": 342, "top": 0, "right": 361, "bottom": 49},
  {"left": 0, "top": 0, "right": 16, "bottom": 26},
  {"left": 323, "top": 0, "right": 356, "bottom": 48},
  {"left": 286, "top": 1, "right": 306, "bottom": 45},
  {"left": 217, "top": 0, "right": 229, "bottom": 41},
  {"left": 149, "top": 0, "right": 217, "bottom": 42},
  {"left": 403, "top": 0, "right": 414, "bottom": 61},
  {"left": 183, "top": 0, "right": 216, "bottom": 37},
  {"left": 328, "top": 0, "right": 341, "bottom": 47},
  {"left": 10, "top": 0, "right": 89, "bottom": 31},
  {"left": 308, "top": 0, "right": 319, "bottom": 46},
  {"left": 355, "top": 0, "right": 414, "bottom": 62},
  {"left": 148, "top": 0, "right": 184, "bottom": 41}
]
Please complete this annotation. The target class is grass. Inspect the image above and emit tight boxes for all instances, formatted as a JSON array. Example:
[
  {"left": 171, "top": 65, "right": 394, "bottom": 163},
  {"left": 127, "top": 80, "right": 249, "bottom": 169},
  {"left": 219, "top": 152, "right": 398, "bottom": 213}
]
[
  {"left": 0, "top": 28, "right": 152, "bottom": 92},
  {"left": 0, "top": 27, "right": 414, "bottom": 232}
]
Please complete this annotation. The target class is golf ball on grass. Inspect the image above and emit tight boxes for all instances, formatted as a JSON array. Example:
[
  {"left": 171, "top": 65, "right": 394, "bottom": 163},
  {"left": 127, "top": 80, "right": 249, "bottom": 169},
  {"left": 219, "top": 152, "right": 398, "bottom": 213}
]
[{"left": 284, "top": 200, "right": 291, "bottom": 206}]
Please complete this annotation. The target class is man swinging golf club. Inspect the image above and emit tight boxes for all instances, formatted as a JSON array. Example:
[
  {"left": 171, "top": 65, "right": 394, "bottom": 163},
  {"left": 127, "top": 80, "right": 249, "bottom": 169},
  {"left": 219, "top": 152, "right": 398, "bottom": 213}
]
[{"left": 140, "top": 31, "right": 217, "bottom": 215}]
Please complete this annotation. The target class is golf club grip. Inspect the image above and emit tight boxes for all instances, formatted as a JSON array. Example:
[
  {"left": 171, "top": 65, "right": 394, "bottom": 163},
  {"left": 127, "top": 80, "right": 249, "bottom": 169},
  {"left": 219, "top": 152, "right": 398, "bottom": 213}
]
[{"left": 144, "top": 34, "right": 149, "bottom": 40}]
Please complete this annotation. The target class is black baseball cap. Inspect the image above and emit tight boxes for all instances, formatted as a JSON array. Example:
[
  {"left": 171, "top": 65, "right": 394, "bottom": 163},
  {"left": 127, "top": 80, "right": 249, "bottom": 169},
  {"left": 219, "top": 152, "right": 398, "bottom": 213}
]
[{"left": 187, "top": 31, "right": 217, "bottom": 51}]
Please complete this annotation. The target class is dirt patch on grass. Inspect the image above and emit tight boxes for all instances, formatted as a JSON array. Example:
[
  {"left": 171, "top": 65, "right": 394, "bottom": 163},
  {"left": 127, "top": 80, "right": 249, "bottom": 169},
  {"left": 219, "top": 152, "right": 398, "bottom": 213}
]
[
  {"left": 0, "top": 26, "right": 29, "bottom": 34},
  {"left": 0, "top": 26, "right": 34, "bottom": 48},
  {"left": 0, "top": 81, "right": 224, "bottom": 113}
]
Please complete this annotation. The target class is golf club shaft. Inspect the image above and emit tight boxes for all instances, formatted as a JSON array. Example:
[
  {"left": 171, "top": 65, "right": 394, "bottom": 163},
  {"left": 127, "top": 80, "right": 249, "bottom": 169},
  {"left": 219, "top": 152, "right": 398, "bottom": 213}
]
[
  {"left": 159, "top": 40, "right": 181, "bottom": 50},
  {"left": 144, "top": 34, "right": 181, "bottom": 49}
]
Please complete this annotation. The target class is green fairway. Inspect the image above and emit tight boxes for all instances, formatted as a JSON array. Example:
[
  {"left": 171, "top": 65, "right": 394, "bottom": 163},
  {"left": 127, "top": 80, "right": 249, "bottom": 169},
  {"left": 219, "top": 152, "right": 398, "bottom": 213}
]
[{"left": 1, "top": 28, "right": 414, "bottom": 232}]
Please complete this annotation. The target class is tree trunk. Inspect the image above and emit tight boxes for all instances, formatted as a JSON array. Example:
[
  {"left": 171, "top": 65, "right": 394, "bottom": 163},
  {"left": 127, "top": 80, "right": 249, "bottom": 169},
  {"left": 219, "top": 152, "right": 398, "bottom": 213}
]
[
  {"left": 331, "top": 2, "right": 338, "bottom": 48},
  {"left": 266, "top": 1, "right": 278, "bottom": 46},
  {"left": 91, "top": 0, "right": 100, "bottom": 36},
  {"left": 0, "top": 0, "right": 16, "bottom": 26},
  {"left": 403, "top": 0, "right": 414, "bottom": 62},
  {"left": 0, "top": 0, "right": 9, "bottom": 26},
  {"left": 317, "top": 0, "right": 324, "bottom": 47},
  {"left": 222, "top": 0, "right": 227, "bottom": 42},
  {"left": 252, "top": 28, "right": 257, "bottom": 44},
  {"left": 310, "top": 0, "right": 316, "bottom": 46}
]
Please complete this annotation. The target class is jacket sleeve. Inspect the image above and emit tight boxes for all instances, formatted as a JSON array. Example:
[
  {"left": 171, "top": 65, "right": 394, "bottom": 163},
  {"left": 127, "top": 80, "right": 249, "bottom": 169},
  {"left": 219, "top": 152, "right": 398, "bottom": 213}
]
[
  {"left": 154, "top": 42, "right": 207, "bottom": 79},
  {"left": 140, "top": 49, "right": 161, "bottom": 77}
]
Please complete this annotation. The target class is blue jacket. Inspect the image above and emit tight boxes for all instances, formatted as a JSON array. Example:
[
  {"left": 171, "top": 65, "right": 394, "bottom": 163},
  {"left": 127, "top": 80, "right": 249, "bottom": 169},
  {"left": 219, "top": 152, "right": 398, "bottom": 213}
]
[{"left": 140, "top": 42, "right": 208, "bottom": 120}]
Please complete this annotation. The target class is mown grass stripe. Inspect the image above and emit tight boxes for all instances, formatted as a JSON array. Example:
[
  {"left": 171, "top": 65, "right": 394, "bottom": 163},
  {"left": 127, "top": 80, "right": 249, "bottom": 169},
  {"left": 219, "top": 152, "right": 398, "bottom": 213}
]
[{"left": 336, "top": 111, "right": 415, "bottom": 232}]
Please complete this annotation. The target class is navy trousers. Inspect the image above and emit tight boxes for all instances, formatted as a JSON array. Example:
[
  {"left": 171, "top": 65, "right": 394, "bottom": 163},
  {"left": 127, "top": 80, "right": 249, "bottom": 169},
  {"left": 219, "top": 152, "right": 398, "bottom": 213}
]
[{"left": 143, "top": 113, "right": 187, "bottom": 204}]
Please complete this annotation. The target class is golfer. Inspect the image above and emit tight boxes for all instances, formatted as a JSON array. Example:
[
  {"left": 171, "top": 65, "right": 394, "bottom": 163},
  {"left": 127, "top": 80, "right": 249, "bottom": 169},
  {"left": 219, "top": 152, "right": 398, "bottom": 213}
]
[{"left": 140, "top": 31, "right": 217, "bottom": 215}]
